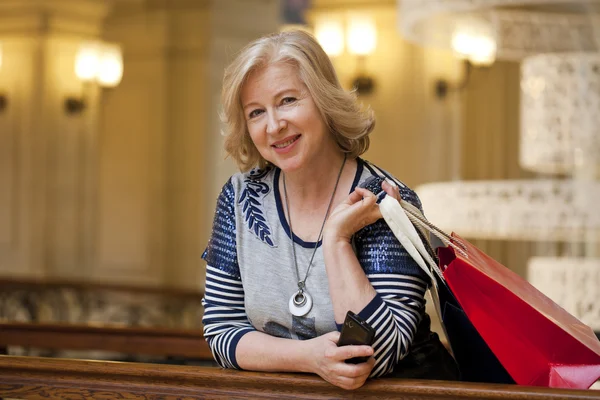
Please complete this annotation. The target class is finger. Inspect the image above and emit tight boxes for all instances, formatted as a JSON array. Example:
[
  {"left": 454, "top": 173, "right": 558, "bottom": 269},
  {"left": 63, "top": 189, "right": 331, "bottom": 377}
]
[
  {"left": 345, "top": 187, "right": 377, "bottom": 207},
  {"left": 366, "top": 355, "right": 376, "bottom": 368},
  {"left": 337, "top": 344, "right": 374, "bottom": 362},
  {"left": 335, "top": 359, "right": 374, "bottom": 379},
  {"left": 352, "top": 369, "right": 372, "bottom": 386},
  {"left": 358, "top": 190, "right": 379, "bottom": 212},
  {"left": 345, "top": 198, "right": 382, "bottom": 228},
  {"left": 333, "top": 375, "right": 365, "bottom": 391},
  {"left": 344, "top": 190, "right": 364, "bottom": 205},
  {"left": 348, "top": 359, "right": 375, "bottom": 385},
  {"left": 354, "top": 187, "right": 377, "bottom": 202},
  {"left": 333, "top": 362, "right": 364, "bottom": 378},
  {"left": 342, "top": 189, "right": 377, "bottom": 213},
  {"left": 381, "top": 179, "right": 400, "bottom": 201}
]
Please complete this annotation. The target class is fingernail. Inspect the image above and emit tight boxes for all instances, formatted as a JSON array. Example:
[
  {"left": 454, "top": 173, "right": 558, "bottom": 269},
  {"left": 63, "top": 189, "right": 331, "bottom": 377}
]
[{"left": 385, "top": 178, "right": 397, "bottom": 188}]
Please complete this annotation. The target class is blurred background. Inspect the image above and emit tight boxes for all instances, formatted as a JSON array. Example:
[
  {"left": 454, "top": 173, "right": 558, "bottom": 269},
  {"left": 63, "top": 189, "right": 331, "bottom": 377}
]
[{"left": 0, "top": 0, "right": 598, "bottom": 358}]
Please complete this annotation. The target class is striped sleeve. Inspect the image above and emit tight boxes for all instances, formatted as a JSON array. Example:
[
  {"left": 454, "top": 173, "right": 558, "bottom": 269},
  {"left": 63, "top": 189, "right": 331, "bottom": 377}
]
[
  {"left": 353, "top": 218, "right": 430, "bottom": 378},
  {"left": 201, "top": 178, "right": 255, "bottom": 369},
  {"left": 202, "top": 265, "right": 255, "bottom": 369}
]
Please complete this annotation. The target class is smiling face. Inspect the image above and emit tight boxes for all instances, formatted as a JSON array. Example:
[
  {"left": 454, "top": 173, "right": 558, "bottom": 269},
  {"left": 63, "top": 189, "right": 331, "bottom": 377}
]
[{"left": 241, "top": 62, "right": 339, "bottom": 173}]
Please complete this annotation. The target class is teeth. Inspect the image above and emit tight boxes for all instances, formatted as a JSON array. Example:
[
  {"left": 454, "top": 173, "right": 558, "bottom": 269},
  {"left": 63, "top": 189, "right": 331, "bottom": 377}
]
[{"left": 274, "top": 137, "right": 297, "bottom": 148}]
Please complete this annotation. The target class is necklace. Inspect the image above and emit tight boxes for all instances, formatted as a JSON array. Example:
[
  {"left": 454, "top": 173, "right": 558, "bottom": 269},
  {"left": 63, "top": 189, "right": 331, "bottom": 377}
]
[{"left": 283, "top": 154, "right": 347, "bottom": 317}]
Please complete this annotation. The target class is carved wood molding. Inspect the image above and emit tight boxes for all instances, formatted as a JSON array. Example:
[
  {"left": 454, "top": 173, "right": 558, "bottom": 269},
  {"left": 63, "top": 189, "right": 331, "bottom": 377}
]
[
  {"left": 0, "top": 276, "right": 204, "bottom": 297},
  {"left": 0, "top": 322, "right": 211, "bottom": 359},
  {"left": 1, "top": 355, "right": 599, "bottom": 400}
]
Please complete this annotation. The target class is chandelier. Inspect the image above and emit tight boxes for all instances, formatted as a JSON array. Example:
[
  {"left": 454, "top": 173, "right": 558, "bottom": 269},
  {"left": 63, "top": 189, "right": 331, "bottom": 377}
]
[
  {"left": 417, "top": 179, "right": 600, "bottom": 242},
  {"left": 397, "top": 0, "right": 600, "bottom": 241},
  {"left": 528, "top": 257, "right": 600, "bottom": 330},
  {"left": 399, "top": 0, "right": 600, "bottom": 60},
  {"left": 521, "top": 53, "right": 600, "bottom": 174}
]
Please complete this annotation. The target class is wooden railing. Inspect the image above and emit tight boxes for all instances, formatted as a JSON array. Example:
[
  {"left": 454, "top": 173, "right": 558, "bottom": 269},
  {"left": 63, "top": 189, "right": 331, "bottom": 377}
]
[
  {"left": 0, "top": 322, "right": 212, "bottom": 360},
  {"left": 0, "top": 356, "right": 599, "bottom": 399}
]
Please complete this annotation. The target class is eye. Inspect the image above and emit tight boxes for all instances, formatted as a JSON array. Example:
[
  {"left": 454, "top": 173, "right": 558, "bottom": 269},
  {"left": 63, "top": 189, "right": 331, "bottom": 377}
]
[
  {"left": 248, "top": 109, "right": 263, "bottom": 119},
  {"left": 281, "top": 96, "right": 297, "bottom": 105}
]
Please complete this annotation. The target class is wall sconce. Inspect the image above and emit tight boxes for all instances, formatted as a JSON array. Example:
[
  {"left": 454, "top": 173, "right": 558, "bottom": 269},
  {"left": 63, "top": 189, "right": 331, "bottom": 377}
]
[
  {"left": 434, "top": 60, "right": 472, "bottom": 99},
  {"left": 434, "top": 17, "right": 497, "bottom": 99},
  {"left": 65, "top": 42, "right": 123, "bottom": 115},
  {"left": 347, "top": 16, "right": 377, "bottom": 95},
  {"left": 315, "top": 17, "right": 344, "bottom": 57},
  {"left": 315, "top": 15, "right": 377, "bottom": 95},
  {"left": 451, "top": 17, "right": 497, "bottom": 67},
  {"left": 0, "top": 41, "right": 7, "bottom": 113}
]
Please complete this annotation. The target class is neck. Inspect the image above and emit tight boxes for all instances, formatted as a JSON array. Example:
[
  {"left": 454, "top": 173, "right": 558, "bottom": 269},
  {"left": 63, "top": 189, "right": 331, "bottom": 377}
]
[{"left": 282, "top": 152, "right": 347, "bottom": 209}]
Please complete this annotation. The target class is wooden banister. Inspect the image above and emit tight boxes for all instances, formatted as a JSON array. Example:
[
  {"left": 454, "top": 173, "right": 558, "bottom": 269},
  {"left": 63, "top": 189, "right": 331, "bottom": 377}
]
[
  {"left": 0, "top": 356, "right": 598, "bottom": 399},
  {"left": 0, "top": 322, "right": 212, "bottom": 359}
]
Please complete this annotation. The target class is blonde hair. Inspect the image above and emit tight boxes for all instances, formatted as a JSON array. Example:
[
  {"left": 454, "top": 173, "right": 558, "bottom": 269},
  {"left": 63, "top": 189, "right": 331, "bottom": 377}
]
[{"left": 221, "top": 30, "right": 375, "bottom": 171}]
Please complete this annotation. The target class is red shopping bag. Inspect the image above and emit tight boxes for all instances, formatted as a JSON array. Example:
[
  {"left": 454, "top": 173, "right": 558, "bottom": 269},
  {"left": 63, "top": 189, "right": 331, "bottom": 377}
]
[{"left": 438, "top": 233, "right": 600, "bottom": 389}]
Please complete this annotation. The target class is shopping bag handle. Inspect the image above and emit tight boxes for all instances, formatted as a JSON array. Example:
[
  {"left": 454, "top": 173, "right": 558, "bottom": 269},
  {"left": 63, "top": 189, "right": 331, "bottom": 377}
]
[
  {"left": 398, "top": 199, "right": 468, "bottom": 259},
  {"left": 363, "top": 162, "right": 467, "bottom": 259},
  {"left": 379, "top": 196, "right": 438, "bottom": 282}
]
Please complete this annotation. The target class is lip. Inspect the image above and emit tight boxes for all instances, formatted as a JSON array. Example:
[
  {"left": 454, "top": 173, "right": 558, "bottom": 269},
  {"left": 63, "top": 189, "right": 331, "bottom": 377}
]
[
  {"left": 271, "top": 134, "right": 301, "bottom": 154},
  {"left": 271, "top": 134, "right": 301, "bottom": 147}
]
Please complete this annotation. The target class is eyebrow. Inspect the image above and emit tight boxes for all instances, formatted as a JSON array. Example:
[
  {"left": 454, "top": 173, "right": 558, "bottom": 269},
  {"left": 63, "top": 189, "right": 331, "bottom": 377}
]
[{"left": 242, "top": 87, "right": 301, "bottom": 111}]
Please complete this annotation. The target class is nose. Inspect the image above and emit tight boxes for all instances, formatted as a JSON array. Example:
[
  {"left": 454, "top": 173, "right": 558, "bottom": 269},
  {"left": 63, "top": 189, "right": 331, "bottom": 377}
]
[{"left": 266, "top": 110, "right": 287, "bottom": 135}]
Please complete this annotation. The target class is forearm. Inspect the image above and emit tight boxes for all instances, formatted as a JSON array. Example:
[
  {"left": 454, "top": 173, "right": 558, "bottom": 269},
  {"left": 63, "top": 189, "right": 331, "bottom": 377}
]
[
  {"left": 235, "top": 330, "right": 313, "bottom": 372},
  {"left": 323, "top": 229, "right": 427, "bottom": 378},
  {"left": 323, "top": 237, "right": 377, "bottom": 324}
]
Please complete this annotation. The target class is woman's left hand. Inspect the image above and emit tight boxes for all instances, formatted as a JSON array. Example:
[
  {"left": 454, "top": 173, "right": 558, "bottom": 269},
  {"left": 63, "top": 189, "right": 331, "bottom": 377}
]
[{"left": 325, "top": 180, "right": 399, "bottom": 244}]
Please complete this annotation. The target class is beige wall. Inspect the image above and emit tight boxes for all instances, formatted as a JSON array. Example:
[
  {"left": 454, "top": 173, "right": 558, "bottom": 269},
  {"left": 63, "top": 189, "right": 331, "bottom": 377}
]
[
  {"left": 0, "top": 0, "right": 279, "bottom": 289},
  {"left": 0, "top": 0, "right": 109, "bottom": 280},
  {"left": 95, "top": 0, "right": 279, "bottom": 289},
  {"left": 97, "top": 2, "right": 212, "bottom": 288}
]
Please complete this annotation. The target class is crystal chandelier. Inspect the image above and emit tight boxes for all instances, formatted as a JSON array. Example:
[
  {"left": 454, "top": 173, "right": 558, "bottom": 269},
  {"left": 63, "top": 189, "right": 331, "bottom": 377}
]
[
  {"left": 397, "top": 0, "right": 600, "bottom": 242},
  {"left": 521, "top": 53, "right": 600, "bottom": 174},
  {"left": 399, "top": 0, "right": 600, "bottom": 59},
  {"left": 528, "top": 257, "right": 600, "bottom": 330},
  {"left": 417, "top": 179, "right": 600, "bottom": 242}
]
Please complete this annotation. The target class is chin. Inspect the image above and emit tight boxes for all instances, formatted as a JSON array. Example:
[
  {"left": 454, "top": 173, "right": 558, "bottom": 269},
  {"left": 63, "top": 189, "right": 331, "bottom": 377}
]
[{"left": 272, "top": 155, "right": 305, "bottom": 173}]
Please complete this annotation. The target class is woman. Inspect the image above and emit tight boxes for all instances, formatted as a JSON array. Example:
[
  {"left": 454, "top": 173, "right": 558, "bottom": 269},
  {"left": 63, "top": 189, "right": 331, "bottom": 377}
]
[{"left": 202, "top": 30, "right": 458, "bottom": 390}]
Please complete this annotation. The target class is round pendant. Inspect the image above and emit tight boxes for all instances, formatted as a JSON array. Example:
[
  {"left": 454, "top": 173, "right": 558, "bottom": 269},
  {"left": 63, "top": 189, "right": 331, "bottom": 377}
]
[{"left": 288, "top": 289, "right": 313, "bottom": 317}]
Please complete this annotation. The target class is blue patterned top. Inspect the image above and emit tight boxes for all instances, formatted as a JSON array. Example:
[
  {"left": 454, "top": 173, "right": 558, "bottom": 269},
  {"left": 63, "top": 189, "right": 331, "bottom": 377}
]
[{"left": 202, "top": 158, "right": 431, "bottom": 377}]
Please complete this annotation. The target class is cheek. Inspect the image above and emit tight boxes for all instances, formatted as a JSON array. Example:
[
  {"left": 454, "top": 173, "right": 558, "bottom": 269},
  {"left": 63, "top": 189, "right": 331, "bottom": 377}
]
[
  {"left": 305, "top": 113, "right": 327, "bottom": 138},
  {"left": 246, "top": 127, "right": 272, "bottom": 159},
  {"left": 247, "top": 123, "right": 265, "bottom": 145},
  {"left": 295, "top": 103, "right": 326, "bottom": 134}
]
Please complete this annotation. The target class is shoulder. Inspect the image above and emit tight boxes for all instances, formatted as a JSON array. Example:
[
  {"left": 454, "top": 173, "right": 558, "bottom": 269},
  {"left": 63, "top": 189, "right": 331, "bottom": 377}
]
[
  {"left": 353, "top": 218, "right": 427, "bottom": 279},
  {"left": 231, "top": 166, "right": 275, "bottom": 186},
  {"left": 220, "top": 166, "right": 276, "bottom": 200},
  {"left": 353, "top": 160, "right": 429, "bottom": 279},
  {"left": 359, "top": 159, "right": 422, "bottom": 211}
]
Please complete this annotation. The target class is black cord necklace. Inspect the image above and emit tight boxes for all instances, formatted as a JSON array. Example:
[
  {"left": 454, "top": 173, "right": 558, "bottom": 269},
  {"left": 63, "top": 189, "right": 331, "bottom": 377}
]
[{"left": 283, "top": 154, "right": 347, "bottom": 317}]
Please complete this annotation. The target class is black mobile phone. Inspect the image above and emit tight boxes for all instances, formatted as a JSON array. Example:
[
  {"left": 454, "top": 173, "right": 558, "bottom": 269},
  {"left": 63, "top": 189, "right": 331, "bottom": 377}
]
[
  {"left": 358, "top": 176, "right": 386, "bottom": 202},
  {"left": 337, "top": 310, "right": 376, "bottom": 364}
]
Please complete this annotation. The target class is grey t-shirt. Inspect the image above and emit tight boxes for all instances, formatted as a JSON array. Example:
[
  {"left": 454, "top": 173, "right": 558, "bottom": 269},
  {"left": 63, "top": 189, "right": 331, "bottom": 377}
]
[{"left": 233, "top": 166, "right": 337, "bottom": 340}]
